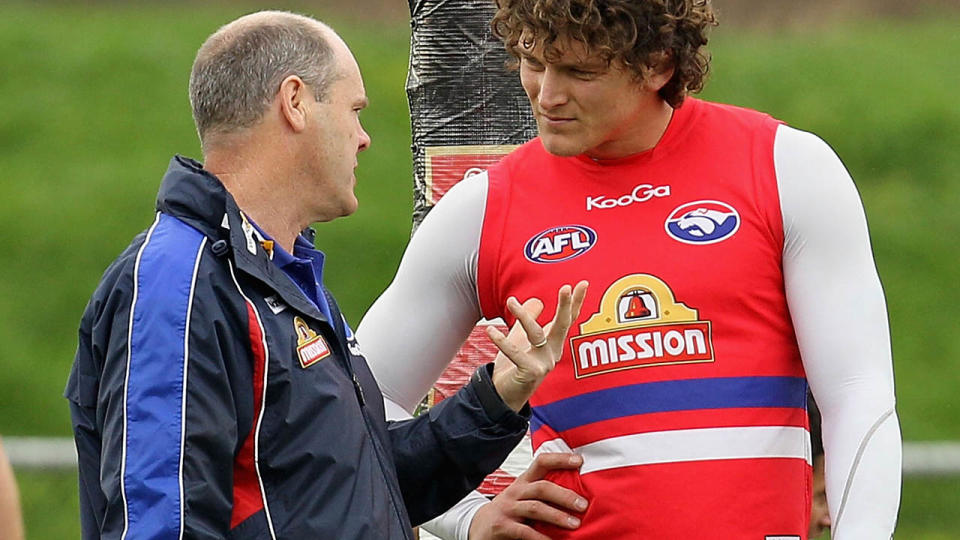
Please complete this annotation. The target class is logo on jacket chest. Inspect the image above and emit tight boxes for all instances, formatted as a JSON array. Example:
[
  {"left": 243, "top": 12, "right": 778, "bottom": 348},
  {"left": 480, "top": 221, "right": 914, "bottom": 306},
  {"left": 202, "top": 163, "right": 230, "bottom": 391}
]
[
  {"left": 294, "top": 316, "right": 331, "bottom": 368},
  {"left": 524, "top": 225, "right": 597, "bottom": 264},
  {"left": 570, "top": 274, "right": 714, "bottom": 377}
]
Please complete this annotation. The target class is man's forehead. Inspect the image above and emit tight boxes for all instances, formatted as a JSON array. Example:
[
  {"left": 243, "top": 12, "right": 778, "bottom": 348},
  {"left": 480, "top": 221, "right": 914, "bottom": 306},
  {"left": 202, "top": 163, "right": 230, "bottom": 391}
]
[{"left": 518, "top": 30, "right": 605, "bottom": 65}]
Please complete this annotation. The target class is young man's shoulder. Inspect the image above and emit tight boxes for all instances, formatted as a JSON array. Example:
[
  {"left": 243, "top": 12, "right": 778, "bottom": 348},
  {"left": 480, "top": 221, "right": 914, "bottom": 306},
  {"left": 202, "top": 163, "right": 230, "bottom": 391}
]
[{"left": 692, "top": 97, "right": 782, "bottom": 128}]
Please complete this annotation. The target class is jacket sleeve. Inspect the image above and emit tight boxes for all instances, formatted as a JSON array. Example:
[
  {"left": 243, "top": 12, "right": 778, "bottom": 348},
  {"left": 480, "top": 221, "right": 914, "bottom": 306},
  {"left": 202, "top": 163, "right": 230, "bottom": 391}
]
[
  {"left": 387, "top": 363, "right": 529, "bottom": 525},
  {"left": 65, "top": 219, "right": 249, "bottom": 539}
]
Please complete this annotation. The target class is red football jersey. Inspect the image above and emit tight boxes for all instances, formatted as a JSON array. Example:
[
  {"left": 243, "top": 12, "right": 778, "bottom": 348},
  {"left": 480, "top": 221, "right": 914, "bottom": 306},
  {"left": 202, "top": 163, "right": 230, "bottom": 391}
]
[{"left": 477, "top": 98, "right": 812, "bottom": 539}]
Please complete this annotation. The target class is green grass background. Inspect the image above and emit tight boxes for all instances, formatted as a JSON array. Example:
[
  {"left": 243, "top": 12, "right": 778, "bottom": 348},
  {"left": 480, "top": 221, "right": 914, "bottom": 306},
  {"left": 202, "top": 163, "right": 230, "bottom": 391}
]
[{"left": 1, "top": 2, "right": 957, "bottom": 537}]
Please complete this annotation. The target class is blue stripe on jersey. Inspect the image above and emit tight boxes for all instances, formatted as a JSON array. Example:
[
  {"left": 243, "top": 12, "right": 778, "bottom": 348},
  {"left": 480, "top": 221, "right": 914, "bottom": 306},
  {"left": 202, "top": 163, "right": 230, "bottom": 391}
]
[
  {"left": 124, "top": 214, "right": 204, "bottom": 539},
  {"left": 530, "top": 376, "right": 807, "bottom": 434}
]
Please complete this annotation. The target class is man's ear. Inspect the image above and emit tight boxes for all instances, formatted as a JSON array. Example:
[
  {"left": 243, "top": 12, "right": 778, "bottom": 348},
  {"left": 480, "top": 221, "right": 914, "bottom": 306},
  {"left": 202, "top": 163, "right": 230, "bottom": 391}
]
[
  {"left": 277, "top": 75, "right": 309, "bottom": 133},
  {"left": 642, "top": 51, "right": 675, "bottom": 93}
]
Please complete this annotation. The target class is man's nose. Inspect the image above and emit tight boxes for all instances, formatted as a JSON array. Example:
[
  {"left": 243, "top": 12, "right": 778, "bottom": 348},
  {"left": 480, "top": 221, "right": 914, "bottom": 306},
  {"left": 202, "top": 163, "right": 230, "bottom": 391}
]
[
  {"left": 538, "top": 69, "right": 568, "bottom": 110},
  {"left": 358, "top": 126, "right": 371, "bottom": 152}
]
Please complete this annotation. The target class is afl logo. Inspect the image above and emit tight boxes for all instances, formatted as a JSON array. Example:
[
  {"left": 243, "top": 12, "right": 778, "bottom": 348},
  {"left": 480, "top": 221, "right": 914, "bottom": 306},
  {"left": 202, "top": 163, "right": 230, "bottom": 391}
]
[
  {"left": 524, "top": 225, "right": 597, "bottom": 264},
  {"left": 665, "top": 200, "right": 740, "bottom": 245}
]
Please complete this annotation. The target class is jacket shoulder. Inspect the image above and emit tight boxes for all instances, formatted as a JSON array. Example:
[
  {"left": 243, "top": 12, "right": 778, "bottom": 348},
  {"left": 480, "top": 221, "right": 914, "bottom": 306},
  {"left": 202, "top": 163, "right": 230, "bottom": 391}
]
[{"left": 68, "top": 214, "right": 228, "bottom": 403}]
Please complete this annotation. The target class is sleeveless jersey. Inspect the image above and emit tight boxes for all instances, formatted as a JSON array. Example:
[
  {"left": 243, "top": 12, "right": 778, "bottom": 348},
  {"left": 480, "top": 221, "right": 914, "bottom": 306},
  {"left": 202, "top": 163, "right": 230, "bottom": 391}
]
[{"left": 477, "top": 98, "right": 812, "bottom": 539}]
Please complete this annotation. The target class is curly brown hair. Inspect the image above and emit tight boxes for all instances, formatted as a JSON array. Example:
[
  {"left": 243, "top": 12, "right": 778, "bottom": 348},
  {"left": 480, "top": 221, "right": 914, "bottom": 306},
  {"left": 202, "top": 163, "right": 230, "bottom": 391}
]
[{"left": 491, "top": 0, "right": 717, "bottom": 107}]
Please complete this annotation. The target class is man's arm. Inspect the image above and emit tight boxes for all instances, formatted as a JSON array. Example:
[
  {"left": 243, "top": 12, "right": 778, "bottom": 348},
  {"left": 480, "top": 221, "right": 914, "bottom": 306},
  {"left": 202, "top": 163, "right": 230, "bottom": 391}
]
[
  {"left": 775, "top": 125, "right": 901, "bottom": 538},
  {"left": 359, "top": 180, "right": 589, "bottom": 538},
  {"left": 66, "top": 227, "right": 245, "bottom": 539},
  {"left": 358, "top": 173, "right": 488, "bottom": 412},
  {"left": 386, "top": 282, "right": 587, "bottom": 526},
  {"left": 387, "top": 361, "right": 530, "bottom": 526}
]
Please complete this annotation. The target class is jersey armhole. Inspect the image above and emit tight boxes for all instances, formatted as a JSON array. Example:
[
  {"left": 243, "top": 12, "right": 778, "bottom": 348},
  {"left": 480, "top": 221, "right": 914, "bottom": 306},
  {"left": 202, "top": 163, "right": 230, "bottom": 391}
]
[
  {"left": 477, "top": 164, "right": 510, "bottom": 319},
  {"left": 753, "top": 118, "right": 788, "bottom": 260}
]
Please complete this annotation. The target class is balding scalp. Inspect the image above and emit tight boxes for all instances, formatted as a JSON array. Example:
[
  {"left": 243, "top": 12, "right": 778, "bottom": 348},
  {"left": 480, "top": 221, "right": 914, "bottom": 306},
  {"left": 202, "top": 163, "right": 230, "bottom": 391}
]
[{"left": 189, "top": 11, "right": 339, "bottom": 144}]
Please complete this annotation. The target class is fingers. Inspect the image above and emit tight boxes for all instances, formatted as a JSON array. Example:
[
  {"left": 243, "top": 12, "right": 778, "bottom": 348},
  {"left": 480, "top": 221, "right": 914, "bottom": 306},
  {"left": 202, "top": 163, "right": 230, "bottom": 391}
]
[
  {"left": 504, "top": 453, "right": 588, "bottom": 530},
  {"left": 545, "top": 281, "right": 588, "bottom": 348},
  {"left": 515, "top": 453, "right": 588, "bottom": 514},
  {"left": 472, "top": 507, "right": 553, "bottom": 540},
  {"left": 495, "top": 298, "right": 545, "bottom": 378},
  {"left": 503, "top": 282, "right": 587, "bottom": 354},
  {"left": 487, "top": 323, "right": 538, "bottom": 384},
  {"left": 510, "top": 498, "right": 583, "bottom": 531},
  {"left": 520, "top": 452, "right": 583, "bottom": 481},
  {"left": 486, "top": 325, "right": 522, "bottom": 363},
  {"left": 512, "top": 478, "right": 587, "bottom": 514},
  {"left": 505, "top": 297, "right": 545, "bottom": 345},
  {"left": 470, "top": 452, "right": 589, "bottom": 539},
  {"left": 522, "top": 297, "right": 546, "bottom": 321},
  {"left": 570, "top": 280, "right": 588, "bottom": 321},
  {"left": 497, "top": 523, "right": 552, "bottom": 540},
  {"left": 506, "top": 296, "right": 548, "bottom": 349},
  {"left": 545, "top": 285, "right": 573, "bottom": 348}
]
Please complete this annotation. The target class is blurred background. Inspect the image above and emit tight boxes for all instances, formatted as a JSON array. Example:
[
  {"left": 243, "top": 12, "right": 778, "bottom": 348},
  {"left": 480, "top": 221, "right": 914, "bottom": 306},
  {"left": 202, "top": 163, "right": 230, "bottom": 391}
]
[{"left": 1, "top": 0, "right": 957, "bottom": 537}]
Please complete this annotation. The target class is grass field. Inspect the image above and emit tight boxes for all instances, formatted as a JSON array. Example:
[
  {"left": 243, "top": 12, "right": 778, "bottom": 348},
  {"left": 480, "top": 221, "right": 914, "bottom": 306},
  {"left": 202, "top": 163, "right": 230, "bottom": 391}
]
[{"left": 1, "top": 2, "right": 958, "bottom": 537}]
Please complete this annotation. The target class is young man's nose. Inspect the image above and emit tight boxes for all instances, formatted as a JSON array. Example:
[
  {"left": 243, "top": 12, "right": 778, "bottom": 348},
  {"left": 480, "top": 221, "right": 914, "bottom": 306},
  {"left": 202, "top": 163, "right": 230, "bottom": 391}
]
[{"left": 537, "top": 69, "right": 570, "bottom": 110}]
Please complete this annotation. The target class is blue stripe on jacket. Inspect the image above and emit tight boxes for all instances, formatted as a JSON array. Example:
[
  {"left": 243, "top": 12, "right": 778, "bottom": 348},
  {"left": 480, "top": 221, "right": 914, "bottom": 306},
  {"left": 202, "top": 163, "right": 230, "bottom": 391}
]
[
  {"left": 123, "top": 214, "right": 205, "bottom": 538},
  {"left": 531, "top": 376, "right": 808, "bottom": 434}
]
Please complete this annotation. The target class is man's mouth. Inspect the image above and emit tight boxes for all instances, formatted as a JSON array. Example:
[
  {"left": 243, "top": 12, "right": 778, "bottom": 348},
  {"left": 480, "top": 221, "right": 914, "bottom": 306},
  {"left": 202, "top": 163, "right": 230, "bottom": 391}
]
[{"left": 541, "top": 113, "right": 575, "bottom": 127}]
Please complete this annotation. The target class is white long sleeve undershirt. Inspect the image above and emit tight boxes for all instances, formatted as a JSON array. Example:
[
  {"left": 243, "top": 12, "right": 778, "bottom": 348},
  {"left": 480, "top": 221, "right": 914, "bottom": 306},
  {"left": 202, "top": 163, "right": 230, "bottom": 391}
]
[{"left": 357, "top": 124, "right": 901, "bottom": 539}]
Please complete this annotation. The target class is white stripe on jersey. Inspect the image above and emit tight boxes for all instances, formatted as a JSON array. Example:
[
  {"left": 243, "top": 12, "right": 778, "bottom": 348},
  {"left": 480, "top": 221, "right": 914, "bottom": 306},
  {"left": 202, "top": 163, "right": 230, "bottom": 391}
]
[{"left": 537, "top": 426, "right": 811, "bottom": 475}]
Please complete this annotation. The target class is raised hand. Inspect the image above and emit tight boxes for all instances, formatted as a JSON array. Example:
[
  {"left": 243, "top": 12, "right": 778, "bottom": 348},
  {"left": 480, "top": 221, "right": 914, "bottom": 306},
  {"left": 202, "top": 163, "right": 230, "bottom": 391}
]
[{"left": 486, "top": 281, "right": 588, "bottom": 412}]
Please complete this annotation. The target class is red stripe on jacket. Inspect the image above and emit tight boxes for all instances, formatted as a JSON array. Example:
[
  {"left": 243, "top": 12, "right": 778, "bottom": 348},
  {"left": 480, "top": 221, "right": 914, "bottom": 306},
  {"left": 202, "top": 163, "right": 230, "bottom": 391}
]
[{"left": 231, "top": 302, "right": 268, "bottom": 528}]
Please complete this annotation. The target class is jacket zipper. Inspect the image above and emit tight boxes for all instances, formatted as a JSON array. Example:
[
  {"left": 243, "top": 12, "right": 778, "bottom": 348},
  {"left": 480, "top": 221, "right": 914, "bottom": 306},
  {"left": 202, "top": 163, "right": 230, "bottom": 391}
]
[{"left": 323, "top": 289, "right": 412, "bottom": 539}]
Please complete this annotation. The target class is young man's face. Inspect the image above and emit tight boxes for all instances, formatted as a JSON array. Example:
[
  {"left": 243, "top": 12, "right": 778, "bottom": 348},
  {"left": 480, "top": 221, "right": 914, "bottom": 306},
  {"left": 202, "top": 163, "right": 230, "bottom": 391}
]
[{"left": 517, "top": 33, "right": 669, "bottom": 160}]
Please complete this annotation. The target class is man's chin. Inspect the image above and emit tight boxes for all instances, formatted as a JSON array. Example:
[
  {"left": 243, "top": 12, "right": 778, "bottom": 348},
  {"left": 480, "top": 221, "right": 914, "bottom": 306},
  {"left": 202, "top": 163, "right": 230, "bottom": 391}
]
[
  {"left": 539, "top": 135, "right": 584, "bottom": 158},
  {"left": 342, "top": 197, "right": 359, "bottom": 218}
]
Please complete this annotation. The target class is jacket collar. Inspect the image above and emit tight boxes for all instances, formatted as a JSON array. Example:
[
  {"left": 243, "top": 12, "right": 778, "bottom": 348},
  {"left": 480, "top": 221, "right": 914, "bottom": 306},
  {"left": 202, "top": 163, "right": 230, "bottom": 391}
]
[{"left": 156, "top": 155, "right": 328, "bottom": 323}]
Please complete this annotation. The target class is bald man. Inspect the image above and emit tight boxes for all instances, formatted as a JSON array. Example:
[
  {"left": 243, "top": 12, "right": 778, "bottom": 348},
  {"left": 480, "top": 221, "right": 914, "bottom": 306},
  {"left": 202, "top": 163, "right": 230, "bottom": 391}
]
[{"left": 65, "top": 11, "right": 586, "bottom": 539}]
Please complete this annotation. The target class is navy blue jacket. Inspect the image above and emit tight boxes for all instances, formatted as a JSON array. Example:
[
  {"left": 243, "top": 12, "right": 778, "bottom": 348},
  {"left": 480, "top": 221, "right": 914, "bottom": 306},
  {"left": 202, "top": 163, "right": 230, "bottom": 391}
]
[{"left": 65, "top": 156, "right": 529, "bottom": 539}]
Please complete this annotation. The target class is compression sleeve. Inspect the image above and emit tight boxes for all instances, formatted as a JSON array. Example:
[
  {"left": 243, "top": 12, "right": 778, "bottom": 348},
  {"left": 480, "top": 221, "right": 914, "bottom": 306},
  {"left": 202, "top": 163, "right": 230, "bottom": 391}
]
[
  {"left": 775, "top": 125, "right": 902, "bottom": 539},
  {"left": 357, "top": 172, "right": 487, "bottom": 413}
]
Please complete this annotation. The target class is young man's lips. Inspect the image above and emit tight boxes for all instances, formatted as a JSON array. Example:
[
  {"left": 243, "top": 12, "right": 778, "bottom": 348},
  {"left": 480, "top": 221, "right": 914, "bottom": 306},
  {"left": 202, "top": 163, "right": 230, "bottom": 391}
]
[{"left": 542, "top": 114, "right": 575, "bottom": 127}]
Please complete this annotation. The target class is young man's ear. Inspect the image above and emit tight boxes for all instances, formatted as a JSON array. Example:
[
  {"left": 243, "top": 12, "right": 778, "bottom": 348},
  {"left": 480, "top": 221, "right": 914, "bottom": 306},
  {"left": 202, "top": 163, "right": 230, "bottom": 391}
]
[
  {"left": 642, "top": 51, "right": 675, "bottom": 93},
  {"left": 277, "top": 75, "right": 309, "bottom": 132}
]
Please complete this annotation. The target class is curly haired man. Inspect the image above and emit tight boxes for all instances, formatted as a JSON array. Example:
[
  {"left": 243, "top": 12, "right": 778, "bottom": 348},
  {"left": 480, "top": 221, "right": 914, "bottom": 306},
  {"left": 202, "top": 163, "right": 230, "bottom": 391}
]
[{"left": 359, "top": 1, "right": 901, "bottom": 538}]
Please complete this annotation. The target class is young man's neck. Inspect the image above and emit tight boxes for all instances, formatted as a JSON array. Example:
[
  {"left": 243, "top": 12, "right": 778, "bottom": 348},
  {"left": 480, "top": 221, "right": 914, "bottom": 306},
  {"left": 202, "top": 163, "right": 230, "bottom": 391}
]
[{"left": 585, "top": 98, "right": 675, "bottom": 161}]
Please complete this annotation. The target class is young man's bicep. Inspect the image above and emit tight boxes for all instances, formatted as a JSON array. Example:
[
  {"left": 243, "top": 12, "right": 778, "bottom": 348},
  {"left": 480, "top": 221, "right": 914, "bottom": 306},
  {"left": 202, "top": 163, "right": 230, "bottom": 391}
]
[
  {"left": 358, "top": 173, "right": 489, "bottom": 413},
  {"left": 775, "top": 125, "right": 901, "bottom": 537}
]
